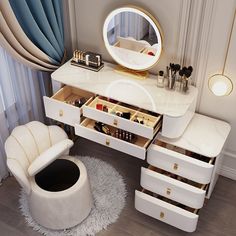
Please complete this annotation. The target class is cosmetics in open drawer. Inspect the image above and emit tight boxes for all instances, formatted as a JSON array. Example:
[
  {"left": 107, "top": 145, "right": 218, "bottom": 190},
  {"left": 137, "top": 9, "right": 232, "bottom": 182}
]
[
  {"left": 93, "top": 121, "right": 137, "bottom": 144},
  {"left": 83, "top": 96, "right": 162, "bottom": 139},
  {"left": 53, "top": 86, "right": 93, "bottom": 108},
  {"left": 43, "top": 86, "right": 95, "bottom": 126},
  {"left": 76, "top": 118, "right": 152, "bottom": 160},
  {"left": 89, "top": 96, "right": 161, "bottom": 128}
]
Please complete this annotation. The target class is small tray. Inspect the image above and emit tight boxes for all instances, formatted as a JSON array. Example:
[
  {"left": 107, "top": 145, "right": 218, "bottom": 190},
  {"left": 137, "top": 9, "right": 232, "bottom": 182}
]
[{"left": 71, "top": 60, "right": 104, "bottom": 72}]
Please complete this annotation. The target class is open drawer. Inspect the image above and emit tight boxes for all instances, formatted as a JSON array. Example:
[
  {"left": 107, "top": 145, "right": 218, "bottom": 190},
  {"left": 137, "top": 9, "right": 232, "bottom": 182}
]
[
  {"left": 43, "top": 86, "right": 94, "bottom": 126},
  {"left": 83, "top": 96, "right": 162, "bottom": 139},
  {"left": 140, "top": 166, "right": 206, "bottom": 209},
  {"left": 135, "top": 190, "right": 199, "bottom": 232},
  {"left": 147, "top": 140, "right": 214, "bottom": 184},
  {"left": 75, "top": 118, "right": 161, "bottom": 160}
]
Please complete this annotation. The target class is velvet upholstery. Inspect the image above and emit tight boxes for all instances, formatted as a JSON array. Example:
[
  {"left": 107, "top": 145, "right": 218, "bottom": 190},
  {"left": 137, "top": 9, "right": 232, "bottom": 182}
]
[
  {"left": 5, "top": 121, "right": 70, "bottom": 194},
  {"left": 4, "top": 121, "right": 93, "bottom": 229}
]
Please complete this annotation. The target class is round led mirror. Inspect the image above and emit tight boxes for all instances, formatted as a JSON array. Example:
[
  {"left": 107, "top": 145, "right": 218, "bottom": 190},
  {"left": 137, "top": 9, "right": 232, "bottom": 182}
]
[{"left": 103, "top": 6, "right": 163, "bottom": 71}]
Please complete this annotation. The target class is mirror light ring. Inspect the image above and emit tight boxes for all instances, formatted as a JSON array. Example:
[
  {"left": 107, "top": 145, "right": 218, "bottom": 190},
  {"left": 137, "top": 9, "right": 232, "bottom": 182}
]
[
  {"left": 208, "top": 74, "right": 233, "bottom": 96},
  {"left": 103, "top": 6, "right": 163, "bottom": 71}
]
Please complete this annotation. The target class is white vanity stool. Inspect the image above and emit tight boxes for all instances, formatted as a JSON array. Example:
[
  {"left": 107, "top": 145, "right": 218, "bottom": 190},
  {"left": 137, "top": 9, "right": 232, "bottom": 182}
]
[
  {"left": 5, "top": 121, "right": 93, "bottom": 230},
  {"left": 29, "top": 156, "right": 92, "bottom": 230}
]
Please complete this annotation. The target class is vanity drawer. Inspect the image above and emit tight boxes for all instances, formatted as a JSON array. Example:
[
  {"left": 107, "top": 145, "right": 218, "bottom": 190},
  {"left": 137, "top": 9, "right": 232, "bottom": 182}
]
[
  {"left": 135, "top": 190, "right": 198, "bottom": 232},
  {"left": 140, "top": 167, "right": 206, "bottom": 209},
  {"left": 83, "top": 96, "right": 162, "bottom": 139},
  {"left": 43, "top": 86, "right": 94, "bottom": 126},
  {"left": 75, "top": 118, "right": 161, "bottom": 160},
  {"left": 147, "top": 141, "right": 214, "bottom": 184}
]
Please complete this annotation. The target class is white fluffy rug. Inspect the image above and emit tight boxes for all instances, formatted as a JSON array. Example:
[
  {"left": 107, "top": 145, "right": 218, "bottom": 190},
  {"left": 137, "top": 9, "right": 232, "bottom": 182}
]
[{"left": 19, "top": 156, "right": 127, "bottom": 236}]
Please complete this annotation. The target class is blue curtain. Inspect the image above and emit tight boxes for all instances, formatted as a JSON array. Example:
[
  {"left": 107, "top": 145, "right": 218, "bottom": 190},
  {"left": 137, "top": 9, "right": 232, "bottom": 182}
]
[{"left": 9, "top": 0, "right": 64, "bottom": 64}]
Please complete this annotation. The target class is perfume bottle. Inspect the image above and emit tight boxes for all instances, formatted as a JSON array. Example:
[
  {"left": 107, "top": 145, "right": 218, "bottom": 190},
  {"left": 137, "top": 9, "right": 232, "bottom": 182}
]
[{"left": 157, "top": 70, "right": 164, "bottom": 88}]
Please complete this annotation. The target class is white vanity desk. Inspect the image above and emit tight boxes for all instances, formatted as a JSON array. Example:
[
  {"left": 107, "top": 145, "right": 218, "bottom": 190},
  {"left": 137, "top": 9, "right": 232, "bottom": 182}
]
[
  {"left": 43, "top": 60, "right": 230, "bottom": 232},
  {"left": 50, "top": 60, "right": 198, "bottom": 139}
]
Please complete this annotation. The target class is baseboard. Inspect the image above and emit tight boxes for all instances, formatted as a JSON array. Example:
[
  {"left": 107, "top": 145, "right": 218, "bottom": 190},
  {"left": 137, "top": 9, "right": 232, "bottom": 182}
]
[{"left": 220, "top": 166, "right": 236, "bottom": 181}]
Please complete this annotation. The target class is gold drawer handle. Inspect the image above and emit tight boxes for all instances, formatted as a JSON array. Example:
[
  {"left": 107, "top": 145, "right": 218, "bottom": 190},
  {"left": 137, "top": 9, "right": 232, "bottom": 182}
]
[
  {"left": 59, "top": 110, "right": 63, "bottom": 117},
  {"left": 173, "top": 163, "right": 178, "bottom": 171},
  {"left": 113, "top": 119, "right": 118, "bottom": 126},
  {"left": 106, "top": 139, "right": 110, "bottom": 146},
  {"left": 166, "top": 188, "right": 171, "bottom": 195},
  {"left": 160, "top": 212, "right": 165, "bottom": 219}
]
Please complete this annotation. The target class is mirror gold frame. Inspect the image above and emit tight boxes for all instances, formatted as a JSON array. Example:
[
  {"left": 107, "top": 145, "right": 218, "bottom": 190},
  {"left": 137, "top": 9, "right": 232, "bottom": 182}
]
[{"left": 103, "top": 6, "right": 163, "bottom": 71}]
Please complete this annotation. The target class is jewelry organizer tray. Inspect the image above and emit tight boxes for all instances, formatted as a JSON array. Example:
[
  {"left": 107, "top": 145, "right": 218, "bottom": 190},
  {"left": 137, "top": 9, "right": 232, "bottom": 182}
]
[
  {"left": 71, "top": 50, "right": 104, "bottom": 72},
  {"left": 71, "top": 60, "right": 104, "bottom": 72}
]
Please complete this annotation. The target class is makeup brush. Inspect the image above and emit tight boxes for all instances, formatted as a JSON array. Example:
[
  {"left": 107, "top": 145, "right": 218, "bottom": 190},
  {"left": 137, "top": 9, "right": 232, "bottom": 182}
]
[
  {"left": 182, "top": 67, "right": 187, "bottom": 74},
  {"left": 179, "top": 69, "right": 184, "bottom": 77},
  {"left": 168, "top": 63, "right": 175, "bottom": 89},
  {"left": 188, "top": 66, "right": 193, "bottom": 73},
  {"left": 185, "top": 69, "right": 192, "bottom": 78},
  {"left": 169, "top": 63, "right": 174, "bottom": 69},
  {"left": 172, "top": 64, "right": 181, "bottom": 89},
  {"left": 183, "top": 69, "right": 192, "bottom": 92},
  {"left": 179, "top": 69, "right": 184, "bottom": 83},
  {"left": 166, "top": 65, "right": 172, "bottom": 89},
  {"left": 187, "top": 66, "right": 193, "bottom": 84},
  {"left": 178, "top": 69, "right": 183, "bottom": 91},
  {"left": 174, "top": 64, "right": 181, "bottom": 73}
]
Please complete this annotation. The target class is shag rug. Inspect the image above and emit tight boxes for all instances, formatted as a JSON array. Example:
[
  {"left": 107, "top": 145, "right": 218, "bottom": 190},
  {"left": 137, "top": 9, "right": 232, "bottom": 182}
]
[{"left": 19, "top": 156, "right": 127, "bottom": 236}]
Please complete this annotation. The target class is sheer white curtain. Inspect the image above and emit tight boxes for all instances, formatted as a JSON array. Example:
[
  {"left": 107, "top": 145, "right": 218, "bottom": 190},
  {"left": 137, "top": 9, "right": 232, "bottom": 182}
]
[
  {"left": 0, "top": 46, "right": 49, "bottom": 182},
  {"left": 120, "top": 12, "right": 149, "bottom": 40},
  {"left": 114, "top": 12, "right": 149, "bottom": 41},
  {"left": 107, "top": 12, "right": 152, "bottom": 45}
]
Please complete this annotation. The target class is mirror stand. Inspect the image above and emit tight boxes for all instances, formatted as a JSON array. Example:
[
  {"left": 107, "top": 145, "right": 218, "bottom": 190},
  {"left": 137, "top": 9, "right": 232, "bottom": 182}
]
[{"left": 114, "top": 65, "right": 149, "bottom": 80}]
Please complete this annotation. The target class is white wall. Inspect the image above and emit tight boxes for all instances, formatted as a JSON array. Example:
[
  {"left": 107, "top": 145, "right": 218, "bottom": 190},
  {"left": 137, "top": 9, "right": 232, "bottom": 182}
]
[
  {"left": 197, "top": 0, "right": 236, "bottom": 179},
  {"left": 64, "top": 0, "right": 236, "bottom": 180}
]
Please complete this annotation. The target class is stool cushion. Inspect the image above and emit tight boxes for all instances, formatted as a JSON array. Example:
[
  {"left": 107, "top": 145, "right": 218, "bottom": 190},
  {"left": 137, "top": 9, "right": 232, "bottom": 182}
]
[{"left": 28, "top": 139, "right": 73, "bottom": 176}]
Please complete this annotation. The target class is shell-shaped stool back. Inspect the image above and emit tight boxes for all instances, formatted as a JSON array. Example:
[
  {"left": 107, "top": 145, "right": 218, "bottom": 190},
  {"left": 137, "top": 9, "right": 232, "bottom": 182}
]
[{"left": 5, "top": 121, "right": 68, "bottom": 194}]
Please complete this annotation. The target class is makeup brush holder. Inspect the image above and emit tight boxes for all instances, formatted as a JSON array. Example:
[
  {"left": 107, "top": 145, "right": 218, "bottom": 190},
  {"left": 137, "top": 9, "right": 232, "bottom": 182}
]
[
  {"left": 164, "top": 76, "right": 175, "bottom": 91},
  {"left": 71, "top": 50, "right": 104, "bottom": 72},
  {"left": 174, "top": 78, "right": 182, "bottom": 92}
]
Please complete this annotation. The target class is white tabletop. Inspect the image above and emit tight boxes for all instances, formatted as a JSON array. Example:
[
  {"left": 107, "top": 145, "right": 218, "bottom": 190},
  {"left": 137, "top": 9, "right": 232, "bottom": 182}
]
[
  {"left": 51, "top": 60, "right": 198, "bottom": 117},
  {"left": 158, "top": 113, "right": 231, "bottom": 157}
]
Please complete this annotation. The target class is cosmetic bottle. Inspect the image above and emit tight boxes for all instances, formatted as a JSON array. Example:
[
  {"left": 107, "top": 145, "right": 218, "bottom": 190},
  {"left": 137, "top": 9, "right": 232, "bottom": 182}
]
[
  {"left": 96, "top": 55, "right": 101, "bottom": 67},
  {"left": 96, "top": 104, "right": 103, "bottom": 110},
  {"left": 103, "top": 105, "right": 108, "bottom": 112},
  {"left": 133, "top": 116, "right": 139, "bottom": 123},
  {"left": 122, "top": 112, "right": 131, "bottom": 119},
  {"left": 85, "top": 55, "right": 89, "bottom": 66},
  {"left": 157, "top": 70, "right": 164, "bottom": 88},
  {"left": 75, "top": 50, "right": 79, "bottom": 63}
]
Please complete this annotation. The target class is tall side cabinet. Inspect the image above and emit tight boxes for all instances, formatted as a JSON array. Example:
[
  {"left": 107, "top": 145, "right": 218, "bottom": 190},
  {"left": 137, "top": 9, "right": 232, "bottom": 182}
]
[{"left": 135, "top": 113, "right": 230, "bottom": 232}]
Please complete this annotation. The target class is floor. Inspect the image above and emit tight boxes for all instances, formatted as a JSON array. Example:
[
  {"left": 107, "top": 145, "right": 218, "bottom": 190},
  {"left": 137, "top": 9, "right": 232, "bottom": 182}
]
[{"left": 0, "top": 137, "right": 236, "bottom": 236}]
